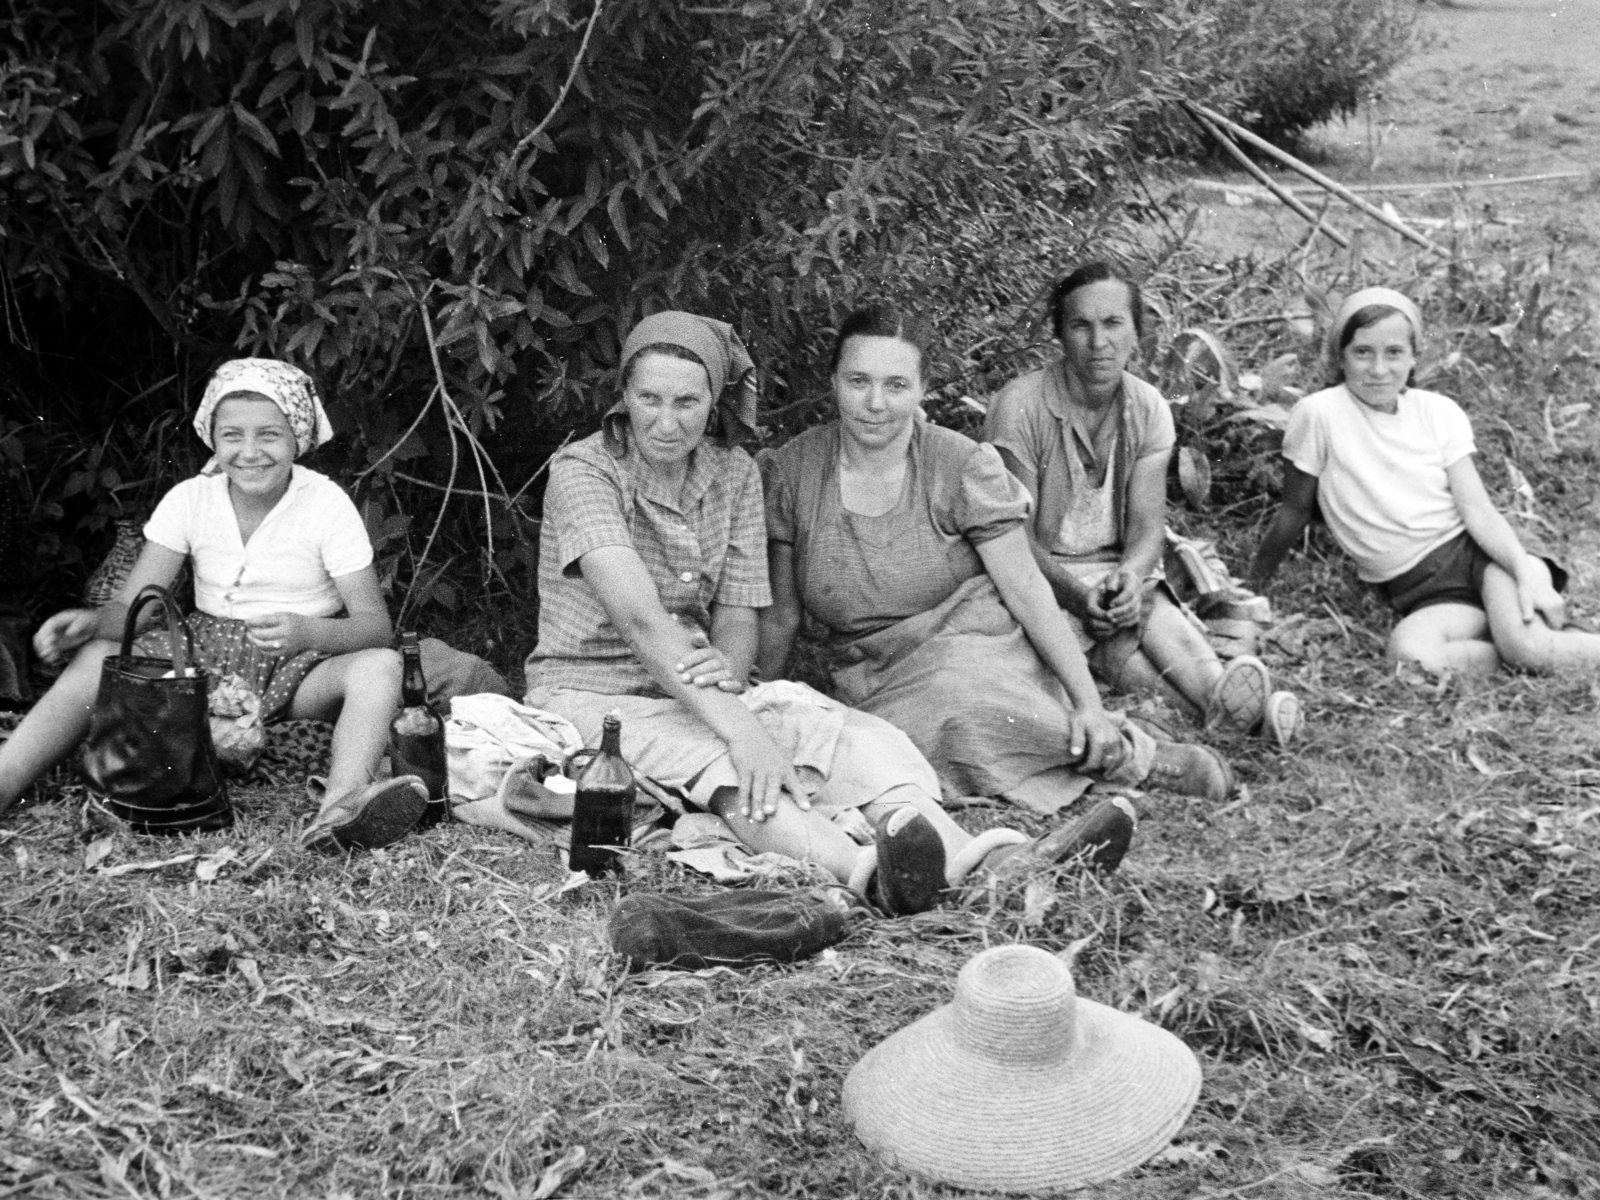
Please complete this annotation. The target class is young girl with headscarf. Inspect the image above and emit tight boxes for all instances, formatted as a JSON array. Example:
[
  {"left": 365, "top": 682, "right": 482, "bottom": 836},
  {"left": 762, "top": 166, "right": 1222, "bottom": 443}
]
[
  {"left": 0, "top": 359, "right": 429, "bottom": 849},
  {"left": 1248, "top": 287, "right": 1600, "bottom": 675},
  {"left": 524, "top": 311, "right": 1139, "bottom": 916}
]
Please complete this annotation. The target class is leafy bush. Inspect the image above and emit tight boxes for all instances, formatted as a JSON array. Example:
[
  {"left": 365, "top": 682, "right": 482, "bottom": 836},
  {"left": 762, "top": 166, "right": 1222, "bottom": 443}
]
[
  {"left": 1204, "top": 0, "right": 1419, "bottom": 145},
  {"left": 0, "top": 0, "right": 1418, "bottom": 622}
]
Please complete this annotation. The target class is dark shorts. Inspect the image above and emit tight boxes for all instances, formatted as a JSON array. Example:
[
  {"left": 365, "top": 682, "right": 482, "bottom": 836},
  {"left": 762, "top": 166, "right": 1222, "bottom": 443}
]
[{"left": 1378, "top": 532, "right": 1569, "bottom": 619}]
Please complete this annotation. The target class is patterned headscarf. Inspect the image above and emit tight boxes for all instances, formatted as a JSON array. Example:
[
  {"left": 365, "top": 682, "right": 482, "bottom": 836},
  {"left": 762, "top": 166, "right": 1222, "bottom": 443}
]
[
  {"left": 194, "top": 358, "right": 334, "bottom": 468},
  {"left": 602, "top": 312, "right": 759, "bottom": 457},
  {"left": 1327, "top": 287, "right": 1424, "bottom": 377}
]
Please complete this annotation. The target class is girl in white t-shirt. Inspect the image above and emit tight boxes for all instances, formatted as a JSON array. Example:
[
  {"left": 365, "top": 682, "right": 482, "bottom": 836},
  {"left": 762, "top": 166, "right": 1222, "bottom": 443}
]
[
  {"left": 0, "top": 360, "right": 428, "bottom": 848},
  {"left": 1249, "top": 287, "right": 1600, "bottom": 676}
]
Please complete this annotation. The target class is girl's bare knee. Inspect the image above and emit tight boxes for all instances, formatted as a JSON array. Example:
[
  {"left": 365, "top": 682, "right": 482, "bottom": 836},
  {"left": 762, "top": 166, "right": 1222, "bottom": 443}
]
[{"left": 348, "top": 646, "right": 402, "bottom": 681}]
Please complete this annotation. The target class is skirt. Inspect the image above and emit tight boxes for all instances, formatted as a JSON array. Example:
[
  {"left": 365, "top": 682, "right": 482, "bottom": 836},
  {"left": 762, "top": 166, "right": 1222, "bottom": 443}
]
[{"left": 131, "top": 612, "right": 327, "bottom": 723}]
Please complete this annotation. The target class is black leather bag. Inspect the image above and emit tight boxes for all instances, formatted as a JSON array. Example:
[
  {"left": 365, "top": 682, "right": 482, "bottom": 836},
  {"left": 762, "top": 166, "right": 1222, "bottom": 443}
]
[{"left": 80, "top": 585, "right": 231, "bottom": 833}]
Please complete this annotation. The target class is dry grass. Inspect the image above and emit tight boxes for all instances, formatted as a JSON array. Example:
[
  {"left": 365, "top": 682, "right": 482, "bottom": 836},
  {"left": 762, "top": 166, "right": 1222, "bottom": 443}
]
[{"left": 4, "top": 616, "right": 1599, "bottom": 1199}]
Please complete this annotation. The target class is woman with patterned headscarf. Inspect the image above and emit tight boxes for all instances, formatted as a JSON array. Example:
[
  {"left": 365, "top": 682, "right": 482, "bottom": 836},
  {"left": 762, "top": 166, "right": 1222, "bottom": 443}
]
[
  {"left": 0, "top": 359, "right": 430, "bottom": 849},
  {"left": 1249, "top": 287, "right": 1600, "bottom": 675}
]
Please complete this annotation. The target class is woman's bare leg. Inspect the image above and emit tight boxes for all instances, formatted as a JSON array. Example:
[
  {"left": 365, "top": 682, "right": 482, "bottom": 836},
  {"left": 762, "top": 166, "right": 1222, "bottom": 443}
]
[
  {"left": 1094, "top": 636, "right": 1195, "bottom": 715},
  {"left": 1133, "top": 594, "right": 1225, "bottom": 717},
  {"left": 0, "top": 640, "right": 114, "bottom": 815},
  {"left": 1482, "top": 562, "right": 1600, "bottom": 673},
  {"left": 288, "top": 648, "right": 403, "bottom": 807},
  {"left": 707, "top": 787, "right": 866, "bottom": 880},
  {"left": 1386, "top": 602, "right": 1500, "bottom": 675}
]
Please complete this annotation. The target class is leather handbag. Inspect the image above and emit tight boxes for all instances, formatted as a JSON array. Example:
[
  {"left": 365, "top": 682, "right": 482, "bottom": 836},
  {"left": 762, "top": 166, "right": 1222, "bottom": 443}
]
[{"left": 80, "top": 585, "right": 231, "bottom": 833}]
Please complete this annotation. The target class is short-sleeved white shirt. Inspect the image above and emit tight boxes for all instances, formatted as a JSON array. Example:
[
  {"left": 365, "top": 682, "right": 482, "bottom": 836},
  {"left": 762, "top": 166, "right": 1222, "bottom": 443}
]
[
  {"left": 1283, "top": 385, "right": 1476, "bottom": 582},
  {"left": 143, "top": 465, "right": 374, "bottom": 619}
]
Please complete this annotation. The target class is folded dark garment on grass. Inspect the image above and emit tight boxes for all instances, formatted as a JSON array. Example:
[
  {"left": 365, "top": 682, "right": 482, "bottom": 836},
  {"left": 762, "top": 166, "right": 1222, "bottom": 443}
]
[{"left": 609, "top": 887, "right": 862, "bottom": 972}]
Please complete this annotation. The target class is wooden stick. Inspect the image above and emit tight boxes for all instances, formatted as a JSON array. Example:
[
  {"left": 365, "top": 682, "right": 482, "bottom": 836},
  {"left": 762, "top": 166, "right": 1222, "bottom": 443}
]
[
  {"left": 1188, "top": 170, "right": 1587, "bottom": 198},
  {"left": 1186, "top": 101, "right": 1449, "bottom": 256},
  {"left": 1186, "top": 107, "right": 1350, "bottom": 249}
]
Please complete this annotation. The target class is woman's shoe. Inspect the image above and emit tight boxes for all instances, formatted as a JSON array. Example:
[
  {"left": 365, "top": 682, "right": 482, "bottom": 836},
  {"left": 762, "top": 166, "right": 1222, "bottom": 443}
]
[
  {"left": 1263, "top": 691, "right": 1303, "bottom": 748},
  {"left": 302, "top": 776, "right": 429, "bottom": 852},
  {"left": 1144, "top": 742, "right": 1234, "bottom": 801},
  {"left": 864, "top": 807, "right": 947, "bottom": 916},
  {"left": 1205, "top": 655, "right": 1271, "bottom": 732},
  {"left": 946, "top": 797, "right": 1139, "bottom": 886},
  {"left": 983, "top": 797, "right": 1139, "bottom": 880}
]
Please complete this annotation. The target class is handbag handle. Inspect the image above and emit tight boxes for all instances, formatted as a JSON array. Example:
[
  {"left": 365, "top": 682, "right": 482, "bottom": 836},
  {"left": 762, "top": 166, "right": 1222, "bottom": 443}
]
[{"left": 120, "top": 584, "right": 195, "bottom": 674}]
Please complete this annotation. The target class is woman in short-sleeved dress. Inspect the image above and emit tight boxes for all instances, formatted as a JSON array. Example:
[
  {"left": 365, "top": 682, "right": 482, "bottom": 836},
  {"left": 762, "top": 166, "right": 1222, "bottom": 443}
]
[{"left": 759, "top": 304, "right": 1234, "bottom": 816}]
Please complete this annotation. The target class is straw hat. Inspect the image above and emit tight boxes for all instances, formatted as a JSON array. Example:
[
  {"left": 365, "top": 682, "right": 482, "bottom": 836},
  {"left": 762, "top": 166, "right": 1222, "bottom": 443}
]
[{"left": 842, "top": 944, "right": 1201, "bottom": 1194}]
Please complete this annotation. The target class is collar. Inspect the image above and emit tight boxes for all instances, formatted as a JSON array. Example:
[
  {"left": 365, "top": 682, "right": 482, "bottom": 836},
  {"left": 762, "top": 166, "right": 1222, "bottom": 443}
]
[
  {"left": 625, "top": 443, "right": 719, "bottom": 512},
  {"left": 1042, "top": 361, "right": 1125, "bottom": 464}
]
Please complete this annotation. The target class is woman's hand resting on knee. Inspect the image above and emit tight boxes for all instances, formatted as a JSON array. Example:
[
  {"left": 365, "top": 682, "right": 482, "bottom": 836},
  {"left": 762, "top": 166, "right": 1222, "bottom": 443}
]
[
  {"left": 33, "top": 609, "right": 102, "bottom": 666},
  {"left": 725, "top": 727, "right": 809, "bottom": 822},
  {"left": 1067, "top": 709, "right": 1126, "bottom": 774}
]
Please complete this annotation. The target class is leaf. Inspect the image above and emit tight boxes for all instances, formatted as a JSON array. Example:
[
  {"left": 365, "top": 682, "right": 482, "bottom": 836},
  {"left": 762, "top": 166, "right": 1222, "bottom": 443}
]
[
  {"left": 1148, "top": 1142, "right": 1227, "bottom": 1168},
  {"left": 529, "top": 1145, "right": 587, "bottom": 1199},
  {"left": 84, "top": 837, "right": 116, "bottom": 871},
  {"left": 1021, "top": 878, "right": 1056, "bottom": 928},
  {"left": 1177, "top": 445, "right": 1212, "bottom": 509},
  {"left": 97, "top": 853, "right": 197, "bottom": 877},
  {"left": 104, "top": 961, "right": 150, "bottom": 991},
  {"left": 195, "top": 847, "right": 241, "bottom": 882}
]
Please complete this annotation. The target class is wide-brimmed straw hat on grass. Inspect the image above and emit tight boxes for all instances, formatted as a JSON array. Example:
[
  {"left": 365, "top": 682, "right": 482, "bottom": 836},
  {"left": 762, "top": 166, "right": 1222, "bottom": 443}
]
[{"left": 842, "top": 943, "right": 1201, "bottom": 1194}]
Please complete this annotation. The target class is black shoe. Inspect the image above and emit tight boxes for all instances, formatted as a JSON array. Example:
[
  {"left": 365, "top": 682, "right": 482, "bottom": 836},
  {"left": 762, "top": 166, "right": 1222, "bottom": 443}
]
[
  {"left": 871, "top": 807, "right": 947, "bottom": 916},
  {"left": 983, "top": 796, "right": 1138, "bottom": 880}
]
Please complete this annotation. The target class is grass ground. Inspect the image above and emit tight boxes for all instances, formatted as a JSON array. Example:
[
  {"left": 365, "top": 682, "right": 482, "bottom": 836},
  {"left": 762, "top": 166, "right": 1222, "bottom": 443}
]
[{"left": 5, "top": 3, "right": 1600, "bottom": 1197}]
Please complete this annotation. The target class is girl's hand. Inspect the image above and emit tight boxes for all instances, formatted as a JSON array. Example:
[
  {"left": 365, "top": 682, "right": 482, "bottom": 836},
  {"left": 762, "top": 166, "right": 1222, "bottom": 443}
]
[
  {"left": 725, "top": 727, "right": 808, "bottom": 823},
  {"left": 1516, "top": 563, "right": 1566, "bottom": 629},
  {"left": 246, "top": 612, "right": 312, "bottom": 657},
  {"left": 675, "top": 632, "right": 744, "bottom": 693},
  {"left": 1067, "top": 709, "right": 1126, "bottom": 775},
  {"left": 33, "top": 608, "right": 101, "bottom": 665}
]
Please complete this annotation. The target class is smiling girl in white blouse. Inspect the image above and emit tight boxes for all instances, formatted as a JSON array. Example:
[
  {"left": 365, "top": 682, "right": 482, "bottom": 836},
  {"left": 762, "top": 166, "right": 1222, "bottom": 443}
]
[
  {"left": 0, "top": 359, "right": 427, "bottom": 849},
  {"left": 1249, "top": 288, "right": 1600, "bottom": 676}
]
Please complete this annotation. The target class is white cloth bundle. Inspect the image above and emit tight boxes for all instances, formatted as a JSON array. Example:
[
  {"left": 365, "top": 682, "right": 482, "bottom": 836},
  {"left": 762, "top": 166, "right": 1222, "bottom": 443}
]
[{"left": 446, "top": 695, "right": 584, "bottom": 840}]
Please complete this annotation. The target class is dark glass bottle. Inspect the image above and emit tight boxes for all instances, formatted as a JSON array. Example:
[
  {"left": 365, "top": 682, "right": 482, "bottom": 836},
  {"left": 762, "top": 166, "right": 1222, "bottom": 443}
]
[
  {"left": 569, "top": 712, "right": 635, "bottom": 876},
  {"left": 389, "top": 631, "right": 448, "bottom": 827}
]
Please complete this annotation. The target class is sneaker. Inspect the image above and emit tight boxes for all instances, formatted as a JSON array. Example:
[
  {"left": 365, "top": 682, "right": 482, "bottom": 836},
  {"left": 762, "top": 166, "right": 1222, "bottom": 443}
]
[
  {"left": 1263, "top": 691, "right": 1303, "bottom": 748},
  {"left": 870, "top": 807, "right": 947, "bottom": 917},
  {"left": 984, "top": 796, "right": 1138, "bottom": 880},
  {"left": 1145, "top": 742, "right": 1234, "bottom": 802},
  {"left": 302, "top": 776, "right": 428, "bottom": 853},
  {"left": 1205, "top": 655, "right": 1271, "bottom": 732}
]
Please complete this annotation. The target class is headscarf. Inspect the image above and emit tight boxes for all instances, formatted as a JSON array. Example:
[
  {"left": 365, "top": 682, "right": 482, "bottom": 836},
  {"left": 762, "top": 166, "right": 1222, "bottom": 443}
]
[
  {"left": 194, "top": 358, "right": 334, "bottom": 470},
  {"left": 1327, "top": 287, "right": 1423, "bottom": 376},
  {"left": 602, "top": 312, "right": 759, "bottom": 457}
]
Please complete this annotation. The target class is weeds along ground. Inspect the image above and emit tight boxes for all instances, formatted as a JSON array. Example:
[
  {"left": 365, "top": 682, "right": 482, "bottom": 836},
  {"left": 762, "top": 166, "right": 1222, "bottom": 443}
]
[{"left": 6, "top": 144, "right": 1600, "bottom": 1200}]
